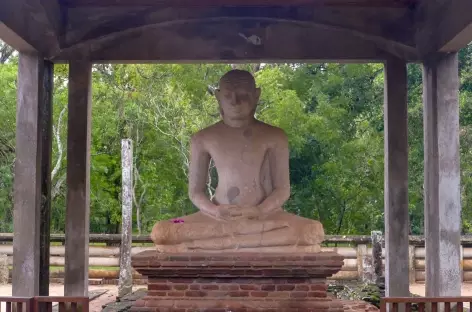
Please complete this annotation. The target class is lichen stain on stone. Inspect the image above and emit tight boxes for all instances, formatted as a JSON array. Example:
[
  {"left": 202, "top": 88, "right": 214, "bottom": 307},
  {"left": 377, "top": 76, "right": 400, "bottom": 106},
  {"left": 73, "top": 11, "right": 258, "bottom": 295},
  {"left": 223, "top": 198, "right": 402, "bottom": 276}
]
[{"left": 227, "top": 186, "right": 240, "bottom": 203}]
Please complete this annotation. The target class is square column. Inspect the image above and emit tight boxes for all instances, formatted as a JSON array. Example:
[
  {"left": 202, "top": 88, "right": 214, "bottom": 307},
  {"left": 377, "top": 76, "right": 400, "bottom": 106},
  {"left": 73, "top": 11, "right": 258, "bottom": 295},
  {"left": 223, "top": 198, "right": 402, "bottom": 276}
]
[
  {"left": 423, "top": 53, "right": 461, "bottom": 297},
  {"left": 64, "top": 61, "right": 92, "bottom": 296},
  {"left": 384, "top": 57, "right": 410, "bottom": 297},
  {"left": 12, "top": 53, "right": 53, "bottom": 296}
]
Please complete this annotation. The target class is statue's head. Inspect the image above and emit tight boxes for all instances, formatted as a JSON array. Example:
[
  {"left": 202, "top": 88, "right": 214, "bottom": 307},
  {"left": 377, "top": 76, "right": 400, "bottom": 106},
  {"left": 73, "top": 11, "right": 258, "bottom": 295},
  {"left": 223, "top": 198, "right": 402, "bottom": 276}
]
[{"left": 215, "top": 69, "right": 261, "bottom": 124}]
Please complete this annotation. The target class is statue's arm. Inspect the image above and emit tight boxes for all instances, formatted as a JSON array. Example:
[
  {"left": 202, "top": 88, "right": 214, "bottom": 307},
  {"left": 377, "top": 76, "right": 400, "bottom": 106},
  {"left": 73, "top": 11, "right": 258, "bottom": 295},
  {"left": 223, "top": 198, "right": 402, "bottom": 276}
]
[
  {"left": 257, "top": 129, "right": 291, "bottom": 215},
  {"left": 188, "top": 134, "right": 218, "bottom": 218}
]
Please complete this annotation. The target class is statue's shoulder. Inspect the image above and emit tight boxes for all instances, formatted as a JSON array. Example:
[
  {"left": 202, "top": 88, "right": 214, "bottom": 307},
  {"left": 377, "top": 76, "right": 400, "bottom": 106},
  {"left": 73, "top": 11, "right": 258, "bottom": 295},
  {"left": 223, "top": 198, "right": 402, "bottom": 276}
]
[
  {"left": 256, "top": 121, "right": 288, "bottom": 142},
  {"left": 190, "top": 121, "right": 223, "bottom": 142}
]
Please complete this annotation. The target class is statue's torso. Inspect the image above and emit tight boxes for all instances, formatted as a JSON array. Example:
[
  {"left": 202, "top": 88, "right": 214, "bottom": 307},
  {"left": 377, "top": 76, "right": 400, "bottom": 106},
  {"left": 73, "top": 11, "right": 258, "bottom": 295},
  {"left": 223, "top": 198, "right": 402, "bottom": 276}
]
[{"left": 200, "top": 121, "right": 279, "bottom": 207}]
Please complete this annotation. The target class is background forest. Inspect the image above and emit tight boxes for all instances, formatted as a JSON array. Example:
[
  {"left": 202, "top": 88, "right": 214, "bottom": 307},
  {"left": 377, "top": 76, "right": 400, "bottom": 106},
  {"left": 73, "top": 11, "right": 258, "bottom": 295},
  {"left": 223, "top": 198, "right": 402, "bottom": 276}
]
[{"left": 1, "top": 41, "right": 472, "bottom": 236}]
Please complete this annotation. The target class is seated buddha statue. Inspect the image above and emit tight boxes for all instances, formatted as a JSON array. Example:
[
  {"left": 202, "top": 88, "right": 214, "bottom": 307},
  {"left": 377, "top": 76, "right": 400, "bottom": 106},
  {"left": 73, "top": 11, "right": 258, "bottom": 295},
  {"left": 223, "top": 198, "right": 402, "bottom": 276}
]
[{"left": 150, "top": 69, "right": 325, "bottom": 253}]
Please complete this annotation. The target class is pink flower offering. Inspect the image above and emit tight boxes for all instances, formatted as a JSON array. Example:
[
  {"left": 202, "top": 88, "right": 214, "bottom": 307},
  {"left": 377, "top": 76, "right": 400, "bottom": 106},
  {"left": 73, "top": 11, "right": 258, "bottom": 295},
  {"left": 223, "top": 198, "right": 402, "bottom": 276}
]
[{"left": 171, "top": 219, "right": 185, "bottom": 223}]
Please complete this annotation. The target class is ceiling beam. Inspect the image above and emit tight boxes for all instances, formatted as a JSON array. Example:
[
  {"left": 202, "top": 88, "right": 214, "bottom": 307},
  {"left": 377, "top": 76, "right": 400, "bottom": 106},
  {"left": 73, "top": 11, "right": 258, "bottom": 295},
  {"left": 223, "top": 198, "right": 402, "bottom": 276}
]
[
  {"left": 52, "top": 19, "right": 419, "bottom": 63},
  {"left": 415, "top": 0, "right": 472, "bottom": 56},
  {"left": 0, "top": 0, "right": 62, "bottom": 57},
  {"left": 64, "top": 6, "right": 416, "bottom": 52},
  {"left": 64, "top": 0, "right": 415, "bottom": 8}
]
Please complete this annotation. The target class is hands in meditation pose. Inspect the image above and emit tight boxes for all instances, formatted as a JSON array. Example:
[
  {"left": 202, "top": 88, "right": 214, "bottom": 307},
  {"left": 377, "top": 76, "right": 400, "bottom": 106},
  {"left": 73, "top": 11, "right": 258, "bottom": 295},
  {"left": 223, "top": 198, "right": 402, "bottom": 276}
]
[{"left": 151, "top": 69, "right": 324, "bottom": 253}]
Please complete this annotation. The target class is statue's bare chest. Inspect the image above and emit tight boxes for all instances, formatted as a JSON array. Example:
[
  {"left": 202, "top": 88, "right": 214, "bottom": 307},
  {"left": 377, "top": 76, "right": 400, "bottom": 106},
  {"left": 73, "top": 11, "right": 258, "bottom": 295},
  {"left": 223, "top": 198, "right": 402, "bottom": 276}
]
[{"left": 206, "top": 129, "right": 270, "bottom": 168}]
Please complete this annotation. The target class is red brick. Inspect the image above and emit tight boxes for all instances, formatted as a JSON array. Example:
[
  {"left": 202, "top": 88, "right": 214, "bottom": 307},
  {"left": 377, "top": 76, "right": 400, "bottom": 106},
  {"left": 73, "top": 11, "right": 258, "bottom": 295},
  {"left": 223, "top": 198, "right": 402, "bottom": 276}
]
[
  {"left": 250, "top": 291, "right": 269, "bottom": 297},
  {"left": 308, "top": 291, "right": 326, "bottom": 297},
  {"left": 228, "top": 291, "right": 250, "bottom": 297},
  {"left": 189, "top": 284, "right": 200, "bottom": 290},
  {"left": 295, "top": 285, "right": 309, "bottom": 291},
  {"left": 185, "top": 290, "right": 207, "bottom": 297},
  {"left": 261, "top": 284, "right": 275, "bottom": 291},
  {"left": 268, "top": 291, "right": 290, "bottom": 298},
  {"left": 220, "top": 284, "right": 239, "bottom": 291},
  {"left": 148, "top": 284, "right": 171, "bottom": 291},
  {"left": 310, "top": 284, "right": 327, "bottom": 291},
  {"left": 173, "top": 285, "right": 188, "bottom": 291},
  {"left": 201, "top": 284, "right": 219, "bottom": 290},
  {"left": 262, "top": 269, "right": 291, "bottom": 276},
  {"left": 290, "top": 291, "right": 308, "bottom": 298},
  {"left": 167, "top": 291, "right": 185, "bottom": 297},
  {"left": 240, "top": 284, "right": 259, "bottom": 291},
  {"left": 276, "top": 284, "right": 295, "bottom": 291},
  {"left": 206, "top": 291, "right": 228, "bottom": 298}
]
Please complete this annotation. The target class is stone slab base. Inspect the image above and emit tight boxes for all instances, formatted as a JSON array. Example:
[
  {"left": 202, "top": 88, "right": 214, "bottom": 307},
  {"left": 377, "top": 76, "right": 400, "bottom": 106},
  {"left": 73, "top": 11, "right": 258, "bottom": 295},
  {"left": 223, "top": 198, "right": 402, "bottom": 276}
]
[
  {"left": 131, "top": 251, "right": 345, "bottom": 312},
  {"left": 341, "top": 300, "right": 379, "bottom": 312}
]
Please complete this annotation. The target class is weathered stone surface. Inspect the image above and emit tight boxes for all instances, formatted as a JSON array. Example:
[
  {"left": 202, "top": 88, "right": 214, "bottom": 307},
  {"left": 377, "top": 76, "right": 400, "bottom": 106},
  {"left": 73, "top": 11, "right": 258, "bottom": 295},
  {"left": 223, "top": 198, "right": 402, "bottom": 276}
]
[
  {"left": 341, "top": 300, "right": 379, "bottom": 312},
  {"left": 102, "top": 289, "right": 147, "bottom": 312}
]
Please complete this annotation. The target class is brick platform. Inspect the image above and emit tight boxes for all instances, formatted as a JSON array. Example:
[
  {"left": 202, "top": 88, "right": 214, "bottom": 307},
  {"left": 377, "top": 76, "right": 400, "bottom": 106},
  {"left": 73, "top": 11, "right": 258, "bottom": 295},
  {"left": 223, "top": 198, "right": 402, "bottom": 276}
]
[{"left": 131, "top": 251, "right": 345, "bottom": 312}]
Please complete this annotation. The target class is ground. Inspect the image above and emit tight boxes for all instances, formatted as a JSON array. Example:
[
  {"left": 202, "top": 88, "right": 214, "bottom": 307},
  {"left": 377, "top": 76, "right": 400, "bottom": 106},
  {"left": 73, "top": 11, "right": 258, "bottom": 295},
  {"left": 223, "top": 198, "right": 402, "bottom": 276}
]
[
  {"left": 1, "top": 283, "right": 471, "bottom": 312},
  {"left": 0, "top": 284, "right": 142, "bottom": 312}
]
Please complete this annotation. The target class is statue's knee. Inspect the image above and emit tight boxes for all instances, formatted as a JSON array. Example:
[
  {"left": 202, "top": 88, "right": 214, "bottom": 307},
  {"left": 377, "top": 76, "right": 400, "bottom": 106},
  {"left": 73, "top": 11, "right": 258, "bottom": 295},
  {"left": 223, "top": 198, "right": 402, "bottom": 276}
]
[
  {"left": 151, "top": 221, "right": 172, "bottom": 245},
  {"left": 301, "top": 220, "right": 325, "bottom": 245}
]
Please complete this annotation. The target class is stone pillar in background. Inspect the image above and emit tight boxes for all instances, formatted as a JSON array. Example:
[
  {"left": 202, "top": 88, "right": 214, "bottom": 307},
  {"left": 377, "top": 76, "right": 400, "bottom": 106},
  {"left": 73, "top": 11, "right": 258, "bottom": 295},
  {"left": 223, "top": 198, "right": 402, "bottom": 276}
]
[
  {"left": 371, "top": 231, "right": 384, "bottom": 293},
  {"left": 119, "top": 139, "right": 134, "bottom": 298}
]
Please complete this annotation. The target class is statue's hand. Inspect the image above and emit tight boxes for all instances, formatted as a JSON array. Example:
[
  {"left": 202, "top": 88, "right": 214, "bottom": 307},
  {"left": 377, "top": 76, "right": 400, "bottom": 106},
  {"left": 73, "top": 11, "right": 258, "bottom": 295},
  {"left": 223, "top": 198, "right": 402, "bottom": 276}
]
[
  {"left": 226, "top": 206, "right": 262, "bottom": 221},
  {"left": 214, "top": 205, "right": 241, "bottom": 221}
]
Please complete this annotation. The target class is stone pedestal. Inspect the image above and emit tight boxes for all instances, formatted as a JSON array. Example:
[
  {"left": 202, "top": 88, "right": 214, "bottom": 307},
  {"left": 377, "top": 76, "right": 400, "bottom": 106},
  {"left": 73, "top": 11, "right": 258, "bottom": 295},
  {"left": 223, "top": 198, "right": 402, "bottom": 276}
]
[{"left": 131, "top": 251, "right": 344, "bottom": 312}]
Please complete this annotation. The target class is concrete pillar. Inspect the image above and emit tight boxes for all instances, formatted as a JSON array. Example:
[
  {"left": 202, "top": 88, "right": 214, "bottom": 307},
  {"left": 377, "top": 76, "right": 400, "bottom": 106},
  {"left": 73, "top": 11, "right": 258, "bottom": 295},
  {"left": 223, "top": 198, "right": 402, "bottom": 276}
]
[
  {"left": 12, "top": 53, "right": 53, "bottom": 297},
  {"left": 423, "top": 52, "right": 461, "bottom": 297},
  {"left": 384, "top": 57, "right": 410, "bottom": 297},
  {"left": 64, "top": 61, "right": 92, "bottom": 296}
]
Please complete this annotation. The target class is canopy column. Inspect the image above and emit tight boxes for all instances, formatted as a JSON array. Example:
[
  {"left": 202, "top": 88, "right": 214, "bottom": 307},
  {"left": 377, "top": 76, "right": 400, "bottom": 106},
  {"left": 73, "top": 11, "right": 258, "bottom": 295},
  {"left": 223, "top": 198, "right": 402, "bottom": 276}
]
[
  {"left": 64, "top": 61, "right": 92, "bottom": 296},
  {"left": 423, "top": 52, "right": 461, "bottom": 297},
  {"left": 12, "top": 53, "right": 53, "bottom": 296},
  {"left": 383, "top": 57, "right": 410, "bottom": 298}
]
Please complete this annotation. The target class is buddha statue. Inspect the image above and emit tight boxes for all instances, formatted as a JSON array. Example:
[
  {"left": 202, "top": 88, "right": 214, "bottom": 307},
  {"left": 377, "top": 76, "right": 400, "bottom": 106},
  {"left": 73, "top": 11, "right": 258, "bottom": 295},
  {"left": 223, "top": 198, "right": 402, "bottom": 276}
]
[{"left": 150, "top": 69, "right": 325, "bottom": 253}]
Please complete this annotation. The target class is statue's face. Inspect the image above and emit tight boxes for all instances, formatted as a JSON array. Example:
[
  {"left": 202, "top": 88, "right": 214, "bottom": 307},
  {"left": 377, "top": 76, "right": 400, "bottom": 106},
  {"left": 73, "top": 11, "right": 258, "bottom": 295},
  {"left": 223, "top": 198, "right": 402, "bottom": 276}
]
[{"left": 216, "top": 79, "right": 261, "bottom": 121}]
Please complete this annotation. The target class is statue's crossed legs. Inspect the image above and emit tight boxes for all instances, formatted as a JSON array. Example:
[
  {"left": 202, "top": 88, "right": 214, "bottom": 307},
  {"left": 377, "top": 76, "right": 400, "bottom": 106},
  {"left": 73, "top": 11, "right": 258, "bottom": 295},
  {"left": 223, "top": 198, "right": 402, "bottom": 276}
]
[{"left": 151, "top": 209, "right": 324, "bottom": 253}]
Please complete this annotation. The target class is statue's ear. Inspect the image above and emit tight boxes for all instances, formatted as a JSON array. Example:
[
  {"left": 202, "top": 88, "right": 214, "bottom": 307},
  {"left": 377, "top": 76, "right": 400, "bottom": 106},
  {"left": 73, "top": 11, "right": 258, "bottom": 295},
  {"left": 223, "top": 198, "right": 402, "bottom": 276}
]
[{"left": 254, "top": 87, "right": 261, "bottom": 103}]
